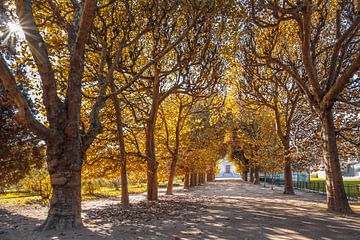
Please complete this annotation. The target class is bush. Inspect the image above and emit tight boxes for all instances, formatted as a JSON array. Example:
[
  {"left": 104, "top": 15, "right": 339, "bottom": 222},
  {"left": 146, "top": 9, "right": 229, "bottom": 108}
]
[
  {"left": 82, "top": 180, "right": 101, "bottom": 195},
  {"left": 21, "top": 165, "right": 52, "bottom": 203}
]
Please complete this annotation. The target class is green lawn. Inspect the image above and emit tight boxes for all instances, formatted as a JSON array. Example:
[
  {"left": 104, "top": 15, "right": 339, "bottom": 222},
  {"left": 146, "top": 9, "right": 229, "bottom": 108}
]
[
  {"left": 306, "top": 178, "right": 360, "bottom": 198},
  {"left": 310, "top": 178, "right": 360, "bottom": 186}
]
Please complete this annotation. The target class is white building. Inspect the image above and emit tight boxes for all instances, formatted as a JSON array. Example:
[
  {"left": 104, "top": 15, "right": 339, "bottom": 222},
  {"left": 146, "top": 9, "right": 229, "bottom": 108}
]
[
  {"left": 312, "top": 161, "right": 360, "bottom": 179},
  {"left": 216, "top": 157, "right": 240, "bottom": 179}
]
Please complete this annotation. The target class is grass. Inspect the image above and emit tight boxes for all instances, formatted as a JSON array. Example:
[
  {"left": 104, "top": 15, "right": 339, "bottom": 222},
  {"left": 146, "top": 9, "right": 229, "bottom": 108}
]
[
  {"left": 82, "top": 184, "right": 147, "bottom": 200},
  {"left": 306, "top": 178, "right": 360, "bottom": 198},
  {"left": 310, "top": 178, "right": 360, "bottom": 186},
  {"left": 0, "top": 192, "right": 44, "bottom": 206},
  {"left": 0, "top": 179, "right": 185, "bottom": 206},
  {"left": 0, "top": 184, "right": 149, "bottom": 205}
]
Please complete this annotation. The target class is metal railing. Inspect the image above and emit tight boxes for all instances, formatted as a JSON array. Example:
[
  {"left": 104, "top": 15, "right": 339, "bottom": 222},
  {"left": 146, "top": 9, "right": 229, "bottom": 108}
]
[{"left": 260, "top": 176, "right": 359, "bottom": 200}]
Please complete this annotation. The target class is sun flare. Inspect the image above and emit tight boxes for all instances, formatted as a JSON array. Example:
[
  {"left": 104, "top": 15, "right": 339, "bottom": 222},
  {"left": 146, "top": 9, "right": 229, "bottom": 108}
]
[{"left": 7, "top": 22, "right": 23, "bottom": 34}]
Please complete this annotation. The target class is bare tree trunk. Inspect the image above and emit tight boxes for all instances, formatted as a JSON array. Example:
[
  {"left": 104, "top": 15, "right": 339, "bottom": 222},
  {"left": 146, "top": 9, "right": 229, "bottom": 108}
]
[
  {"left": 253, "top": 167, "right": 260, "bottom": 184},
  {"left": 42, "top": 138, "right": 83, "bottom": 230},
  {"left": 321, "top": 108, "right": 352, "bottom": 213},
  {"left": 184, "top": 171, "right": 190, "bottom": 189},
  {"left": 283, "top": 156, "right": 295, "bottom": 195}
]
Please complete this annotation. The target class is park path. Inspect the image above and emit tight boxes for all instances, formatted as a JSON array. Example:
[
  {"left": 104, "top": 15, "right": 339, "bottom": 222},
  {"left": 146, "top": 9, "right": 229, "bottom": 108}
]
[{"left": 1, "top": 180, "right": 359, "bottom": 240}]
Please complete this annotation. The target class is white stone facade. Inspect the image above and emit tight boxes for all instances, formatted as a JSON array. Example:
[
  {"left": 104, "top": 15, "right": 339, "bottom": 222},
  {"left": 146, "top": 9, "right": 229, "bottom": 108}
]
[{"left": 216, "top": 158, "right": 240, "bottom": 179}]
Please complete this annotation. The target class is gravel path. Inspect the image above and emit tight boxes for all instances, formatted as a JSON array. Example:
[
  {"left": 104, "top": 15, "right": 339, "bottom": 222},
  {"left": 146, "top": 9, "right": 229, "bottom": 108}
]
[{"left": 0, "top": 180, "right": 359, "bottom": 240}]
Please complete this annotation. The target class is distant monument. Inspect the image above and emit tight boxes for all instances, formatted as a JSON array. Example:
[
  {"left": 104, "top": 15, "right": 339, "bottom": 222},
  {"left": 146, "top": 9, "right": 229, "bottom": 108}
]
[{"left": 216, "top": 157, "right": 240, "bottom": 179}]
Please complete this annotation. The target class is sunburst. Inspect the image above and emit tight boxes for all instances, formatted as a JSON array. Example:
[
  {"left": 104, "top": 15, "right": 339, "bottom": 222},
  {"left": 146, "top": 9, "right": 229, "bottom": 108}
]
[
  {"left": 7, "top": 22, "right": 23, "bottom": 34},
  {"left": 1, "top": 21, "right": 25, "bottom": 44}
]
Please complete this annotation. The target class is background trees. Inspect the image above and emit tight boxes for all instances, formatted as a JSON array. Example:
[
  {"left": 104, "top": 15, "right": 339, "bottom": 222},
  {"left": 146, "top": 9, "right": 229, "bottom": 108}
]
[{"left": 248, "top": 0, "right": 359, "bottom": 213}]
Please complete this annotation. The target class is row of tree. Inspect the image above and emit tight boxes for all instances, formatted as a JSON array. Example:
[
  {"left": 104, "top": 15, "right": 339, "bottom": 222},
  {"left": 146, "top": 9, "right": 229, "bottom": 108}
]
[{"left": 0, "top": 0, "right": 358, "bottom": 231}]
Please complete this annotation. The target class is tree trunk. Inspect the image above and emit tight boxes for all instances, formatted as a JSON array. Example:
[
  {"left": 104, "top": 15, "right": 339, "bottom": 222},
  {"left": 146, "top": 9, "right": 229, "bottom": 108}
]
[
  {"left": 201, "top": 173, "right": 205, "bottom": 184},
  {"left": 249, "top": 166, "right": 254, "bottom": 183},
  {"left": 146, "top": 105, "right": 159, "bottom": 201},
  {"left": 146, "top": 159, "right": 158, "bottom": 201},
  {"left": 146, "top": 63, "right": 161, "bottom": 201},
  {"left": 184, "top": 171, "right": 190, "bottom": 189},
  {"left": 120, "top": 160, "right": 129, "bottom": 207},
  {"left": 42, "top": 139, "right": 83, "bottom": 230},
  {"left": 110, "top": 79, "right": 129, "bottom": 207},
  {"left": 166, "top": 155, "right": 177, "bottom": 195},
  {"left": 206, "top": 172, "right": 211, "bottom": 181},
  {"left": 253, "top": 167, "right": 260, "bottom": 185},
  {"left": 320, "top": 108, "right": 352, "bottom": 213},
  {"left": 195, "top": 173, "right": 199, "bottom": 186},
  {"left": 207, "top": 169, "right": 214, "bottom": 181},
  {"left": 283, "top": 156, "right": 295, "bottom": 195},
  {"left": 166, "top": 118, "right": 180, "bottom": 195},
  {"left": 241, "top": 170, "right": 248, "bottom": 181},
  {"left": 190, "top": 173, "right": 195, "bottom": 187}
]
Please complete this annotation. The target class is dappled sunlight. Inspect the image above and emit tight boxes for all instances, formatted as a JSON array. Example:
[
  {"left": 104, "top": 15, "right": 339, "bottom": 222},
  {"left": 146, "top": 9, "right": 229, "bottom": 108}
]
[
  {"left": 1, "top": 180, "right": 359, "bottom": 239},
  {"left": 264, "top": 227, "right": 313, "bottom": 240}
]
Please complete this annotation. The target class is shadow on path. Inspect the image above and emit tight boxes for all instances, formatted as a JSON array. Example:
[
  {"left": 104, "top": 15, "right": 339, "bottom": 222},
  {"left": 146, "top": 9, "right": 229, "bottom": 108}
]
[
  {"left": 0, "top": 208, "right": 106, "bottom": 240},
  {"left": 1, "top": 181, "right": 359, "bottom": 240}
]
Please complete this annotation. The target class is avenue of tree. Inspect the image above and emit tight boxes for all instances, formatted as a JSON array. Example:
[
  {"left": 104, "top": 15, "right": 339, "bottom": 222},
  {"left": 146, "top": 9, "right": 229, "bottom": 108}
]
[{"left": 0, "top": 0, "right": 359, "bottom": 231}]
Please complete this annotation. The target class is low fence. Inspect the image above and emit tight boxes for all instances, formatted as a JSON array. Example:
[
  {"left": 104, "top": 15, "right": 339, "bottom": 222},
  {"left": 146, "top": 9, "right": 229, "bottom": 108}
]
[{"left": 260, "top": 176, "right": 359, "bottom": 200}]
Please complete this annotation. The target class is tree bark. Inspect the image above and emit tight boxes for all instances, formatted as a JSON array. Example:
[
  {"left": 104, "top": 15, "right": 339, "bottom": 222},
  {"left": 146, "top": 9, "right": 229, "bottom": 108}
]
[
  {"left": 283, "top": 155, "right": 295, "bottom": 195},
  {"left": 145, "top": 62, "right": 161, "bottom": 201},
  {"left": 145, "top": 101, "right": 159, "bottom": 200},
  {"left": 194, "top": 173, "right": 199, "bottom": 186},
  {"left": 42, "top": 138, "right": 83, "bottom": 230},
  {"left": 200, "top": 173, "right": 205, "bottom": 184},
  {"left": 249, "top": 166, "right": 254, "bottom": 183},
  {"left": 283, "top": 140, "right": 294, "bottom": 195},
  {"left": 253, "top": 167, "right": 260, "bottom": 184},
  {"left": 241, "top": 170, "right": 248, "bottom": 181},
  {"left": 166, "top": 155, "right": 177, "bottom": 195},
  {"left": 166, "top": 114, "right": 181, "bottom": 195},
  {"left": 206, "top": 169, "right": 214, "bottom": 181},
  {"left": 184, "top": 171, "right": 190, "bottom": 189},
  {"left": 120, "top": 158, "right": 129, "bottom": 207},
  {"left": 190, "top": 173, "right": 195, "bottom": 187},
  {"left": 320, "top": 108, "right": 352, "bottom": 213},
  {"left": 110, "top": 80, "right": 129, "bottom": 207}
]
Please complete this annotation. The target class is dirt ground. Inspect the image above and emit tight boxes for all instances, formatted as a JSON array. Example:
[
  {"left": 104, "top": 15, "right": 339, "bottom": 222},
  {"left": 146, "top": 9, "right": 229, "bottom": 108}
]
[{"left": 0, "top": 180, "right": 359, "bottom": 240}]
